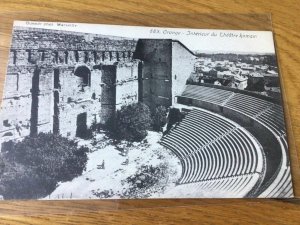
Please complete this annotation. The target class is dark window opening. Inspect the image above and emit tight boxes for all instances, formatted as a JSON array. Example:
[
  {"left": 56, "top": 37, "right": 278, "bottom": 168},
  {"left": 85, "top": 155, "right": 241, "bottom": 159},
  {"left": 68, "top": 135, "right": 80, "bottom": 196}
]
[
  {"left": 3, "top": 120, "right": 10, "bottom": 127},
  {"left": 109, "top": 51, "right": 112, "bottom": 61},
  {"left": 84, "top": 52, "right": 89, "bottom": 63},
  {"left": 75, "top": 51, "right": 79, "bottom": 62},
  {"left": 54, "top": 51, "right": 58, "bottom": 64},
  {"left": 116, "top": 52, "right": 120, "bottom": 61},
  {"left": 65, "top": 51, "right": 69, "bottom": 64},
  {"left": 26, "top": 50, "right": 32, "bottom": 63},
  {"left": 74, "top": 66, "right": 91, "bottom": 87},
  {"left": 92, "top": 93, "right": 96, "bottom": 100},
  {"left": 76, "top": 112, "right": 88, "bottom": 138}
]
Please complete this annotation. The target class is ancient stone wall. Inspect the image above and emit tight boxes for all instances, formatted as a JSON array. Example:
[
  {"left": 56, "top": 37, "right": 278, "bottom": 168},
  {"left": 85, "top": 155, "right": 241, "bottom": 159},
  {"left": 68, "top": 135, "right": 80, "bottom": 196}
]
[
  {"left": 0, "top": 27, "right": 197, "bottom": 148},
  {"left": 134, "top": 39, "right": 196, "bottom": 111},
  {"left": 115, "top": 61, "right": 139, "bottom": 110},
  {"left": 0, "top": 28, "right": 139, "bottom": 147},
  {"left": 134, "top": 39, "right": 172, "bottom": 111},
  {"left": 171, "top": 41, "right": 197, "bottom": 105}
]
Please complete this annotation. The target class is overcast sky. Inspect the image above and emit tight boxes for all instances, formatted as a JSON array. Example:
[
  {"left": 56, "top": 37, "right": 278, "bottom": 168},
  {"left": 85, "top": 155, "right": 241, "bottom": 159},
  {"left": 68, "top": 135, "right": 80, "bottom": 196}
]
[{"left": 14, "top": 21, "right": 276, "bottom": 54}]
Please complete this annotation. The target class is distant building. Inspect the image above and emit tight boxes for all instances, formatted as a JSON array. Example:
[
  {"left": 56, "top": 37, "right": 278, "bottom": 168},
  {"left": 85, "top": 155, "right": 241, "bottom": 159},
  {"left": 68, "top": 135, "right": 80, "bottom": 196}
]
[
  {"left": 232, "top": 75, "right": 248, "bottom": 90},
  {"left": 265, "top": 86, "right": 281, "bottom": 99},
  {"left": 217, "top": 71, "right": 234, "bottom": 79},
  {"left": 264, "top": 72, "right": 279, "bottom": 87}
]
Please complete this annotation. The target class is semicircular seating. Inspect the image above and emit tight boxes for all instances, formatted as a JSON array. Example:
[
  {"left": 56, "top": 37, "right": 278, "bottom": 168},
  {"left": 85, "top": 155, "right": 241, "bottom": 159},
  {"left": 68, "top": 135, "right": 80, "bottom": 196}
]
[
  {"left": 175, "top": 84, "right": 293, "bottom": 198},
  {"left": 160, "top": 108, "right": 264, "bottom": 197},
  {"left": 181, "top": 84, "right": 233, "bottom": 105},
  {"left": 162, "top": 173, "right": 261, "bottom": 198}
]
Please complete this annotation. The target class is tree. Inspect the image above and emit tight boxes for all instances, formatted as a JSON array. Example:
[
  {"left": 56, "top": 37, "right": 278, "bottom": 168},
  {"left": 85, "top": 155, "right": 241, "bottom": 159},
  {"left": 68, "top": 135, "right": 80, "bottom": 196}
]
[
  {"left": 0, "top": 133, "right": 89, "bottom": 199},
  {"left": 152, "top": 106, "right": 167, "bottom": 132},
  {"left": 115, "top": 102, "right": 152, "bottom": 141},
  {"left": 166, "top": 108, "right": 183, "bottom": 133}
]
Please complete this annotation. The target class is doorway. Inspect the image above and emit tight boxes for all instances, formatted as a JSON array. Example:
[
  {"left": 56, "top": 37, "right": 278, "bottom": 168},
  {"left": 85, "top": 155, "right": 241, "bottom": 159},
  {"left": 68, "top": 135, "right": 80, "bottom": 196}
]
[{"left": 76, "top": 112, "right": 88, "bottom": 138}]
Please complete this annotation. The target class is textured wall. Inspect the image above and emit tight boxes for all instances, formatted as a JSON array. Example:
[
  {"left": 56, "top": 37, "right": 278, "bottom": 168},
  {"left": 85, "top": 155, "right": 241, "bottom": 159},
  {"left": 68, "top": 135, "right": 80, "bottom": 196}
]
[
  {"left": 0, "top": 28, "right": 139, "bottom": 147},
  {"left": 171, "top": 41, "right": 197, "bottom": 105},
  {"left": 115, "top": 61, "right": 139, "bottom": 110},
  {"left": 134, "top": 39, "right": 172, "bottom": 111},
  {"left": 134, "top": 39, "right": 196, "bottom": 111},
  {"left": 0, "top": 27, "right": 196, "bottom": 147}
]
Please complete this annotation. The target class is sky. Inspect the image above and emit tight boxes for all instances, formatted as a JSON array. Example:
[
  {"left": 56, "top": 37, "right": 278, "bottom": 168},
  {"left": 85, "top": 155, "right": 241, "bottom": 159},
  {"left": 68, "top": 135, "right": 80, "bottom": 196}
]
[{"left": 14, "top": 21, "right": 276, "bottom": 54}]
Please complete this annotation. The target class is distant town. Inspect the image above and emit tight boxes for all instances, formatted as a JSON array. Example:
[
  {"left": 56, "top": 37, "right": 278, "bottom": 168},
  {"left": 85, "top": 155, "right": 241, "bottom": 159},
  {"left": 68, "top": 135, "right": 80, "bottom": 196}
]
[{"left": 189, "top": 53, "right": 280, "bottom": 98}]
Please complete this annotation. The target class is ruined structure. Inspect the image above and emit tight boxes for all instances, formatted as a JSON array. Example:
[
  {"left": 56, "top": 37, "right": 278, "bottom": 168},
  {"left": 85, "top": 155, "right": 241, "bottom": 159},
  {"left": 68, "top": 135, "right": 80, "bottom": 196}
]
[
  {"left": 0, "top": 27, "right": 197, "bottom": 148},
  {"left": 134, "top": 39, "right": 197, "bottom": 111},
  {"left": 0, "top": 28, "right": 139, "bottom": 146},
  {"left": 0, "top": 25, "right": 292, "bottom": 198}
]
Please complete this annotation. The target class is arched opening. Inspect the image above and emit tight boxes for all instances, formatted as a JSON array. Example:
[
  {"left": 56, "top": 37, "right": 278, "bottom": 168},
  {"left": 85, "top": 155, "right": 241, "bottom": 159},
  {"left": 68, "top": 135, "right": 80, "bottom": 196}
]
[{"left": 74, "top": 66, "right": 91, "bottom": 87}]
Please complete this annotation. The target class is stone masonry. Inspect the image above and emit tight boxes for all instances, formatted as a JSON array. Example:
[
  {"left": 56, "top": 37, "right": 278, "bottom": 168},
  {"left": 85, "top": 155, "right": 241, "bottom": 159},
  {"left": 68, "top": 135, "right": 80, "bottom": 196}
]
[{"left": 0, "top": 27, "right": 196, "bottom": 149}]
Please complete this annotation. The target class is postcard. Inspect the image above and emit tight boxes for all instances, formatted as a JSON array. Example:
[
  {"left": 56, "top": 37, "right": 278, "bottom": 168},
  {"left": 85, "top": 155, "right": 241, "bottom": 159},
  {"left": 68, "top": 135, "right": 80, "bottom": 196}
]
[{"left": 0, "top": 21, "right": 293, "bottom": 199}]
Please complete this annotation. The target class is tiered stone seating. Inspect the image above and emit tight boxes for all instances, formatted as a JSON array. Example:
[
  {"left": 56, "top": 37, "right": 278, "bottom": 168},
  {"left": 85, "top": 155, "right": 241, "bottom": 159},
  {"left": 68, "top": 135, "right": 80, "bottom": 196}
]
[
  {"left": 225, "top": 94, "right": 291, "bottom": 197},
  {"left": 164, "top": 173, "right": 260, "bottom": 198},
  {"left": 181, "top": 85, "right": 233, "bottom": 105},
  {"left": 176, "top": 84, "right": 292, "bottom": 198},
  {"left": 225, "top": 93, "right": 273, "bottom": 117},
  {"left": 256, "top": 104, "right": 286, "bottom": 135},
  {"left": 259, "top": 134, "right": 293, "bottom": 198},
  {"left": 160, "top": 108, "right": 263, "bottom": 197},
  {"left": 261, "top": 165, "right": 293, "bottom": 198}
]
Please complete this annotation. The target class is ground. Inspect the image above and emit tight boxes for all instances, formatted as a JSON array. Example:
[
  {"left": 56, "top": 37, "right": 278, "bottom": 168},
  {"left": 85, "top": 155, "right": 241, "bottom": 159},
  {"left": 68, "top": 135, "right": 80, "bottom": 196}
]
[{"left": 43, "top": 131, "right": 181, "bottom": 200}]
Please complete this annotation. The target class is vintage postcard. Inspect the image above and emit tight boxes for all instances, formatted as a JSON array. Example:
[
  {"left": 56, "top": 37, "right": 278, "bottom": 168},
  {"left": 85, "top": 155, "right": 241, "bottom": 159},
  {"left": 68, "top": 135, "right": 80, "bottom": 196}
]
[{"left": 0, "top": 21, "right": 293, "bottom": 199}]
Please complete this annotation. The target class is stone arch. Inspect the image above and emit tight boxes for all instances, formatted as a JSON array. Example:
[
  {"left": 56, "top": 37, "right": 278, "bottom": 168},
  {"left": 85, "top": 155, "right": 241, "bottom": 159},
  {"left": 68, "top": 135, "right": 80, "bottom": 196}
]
[{"left": 74, "top": 65, "right": 91, "bottom": 87}]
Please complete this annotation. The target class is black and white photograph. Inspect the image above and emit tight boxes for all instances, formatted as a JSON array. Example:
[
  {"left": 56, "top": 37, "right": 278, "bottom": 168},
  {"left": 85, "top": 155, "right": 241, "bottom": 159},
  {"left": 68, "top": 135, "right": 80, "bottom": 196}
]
[{"left": 0, "top": 21, "right": 293, "bottom": 199}]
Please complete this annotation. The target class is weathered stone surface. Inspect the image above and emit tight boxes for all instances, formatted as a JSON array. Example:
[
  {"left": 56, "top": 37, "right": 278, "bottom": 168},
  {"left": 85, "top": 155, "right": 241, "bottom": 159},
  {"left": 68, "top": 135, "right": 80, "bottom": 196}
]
[
  {"left": 0, "top": 28, "right": 139, "bottom": 148},
  {"left": 0, "top": 27, "right": 196, "bottom": 149}
]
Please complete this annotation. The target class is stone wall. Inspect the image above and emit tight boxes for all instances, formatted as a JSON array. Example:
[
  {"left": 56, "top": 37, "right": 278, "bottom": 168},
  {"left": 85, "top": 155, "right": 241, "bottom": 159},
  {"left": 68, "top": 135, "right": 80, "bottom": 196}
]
[
  {"left": 0, "top": 27, "right": 139, "bottom": 148},
  {"left": 115, "top": 61, "right": 139, "bottom": 110},
  {"left": 0, "top": 27, "right": 197, "bottom": 149},
  {"left": 171, "top": 41, "right": 197, "bottom": 105},
  {"left": 134, "top": 39, "right": 196, "bottom": 111},
  {"left": 134, "top": 39, "right": 172, "bottom": 111}
]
